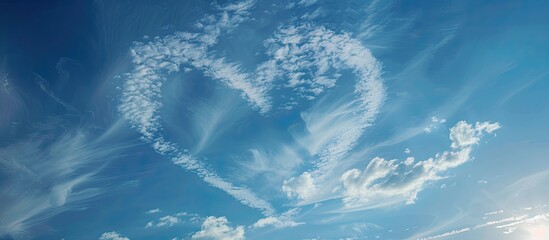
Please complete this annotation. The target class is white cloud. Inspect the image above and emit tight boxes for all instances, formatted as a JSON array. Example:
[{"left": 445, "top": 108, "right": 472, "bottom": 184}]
[
  {"left": 0, "top": 128, "right": 129, "bottom": 238},
  {"left": 485, "top": 210, "right": 504, "bottom": 216},
  {"left": 339, "top": 121, "right": 500, "bottom": 210},
  {"left": 146, "top": 215, "right": 181, "bottom": 228},
  {"left": 301, "top": 8, "right": 324, "bottom": 20},
  {"left": 271, "top": 24, "right": 384, "bottom": 202},
  {"left": 404, "top": 148, "right": 411, "bottom": 154},
  {"left": 99, "top": 231, "right": 129, "bottom": 240},
  {"left": 282, "top": 172, "right": 316, "bottom": 201},
  {"left": 449, "top": 121, "right": 501, "bottom": 148},
  {"left": 121, "top": 0, "right": 385, "bottom": 212},
  {"left": 404, "top": 157, "right": 415, "bottom": 166},
  {"left": 237, "top": 145, "right": 303, "bottom": 183},
  {"left": 251, "top": 217, "right": 303, "bottom": 229},
  {"left": 341, "top": 157, "right": 399, "bottom": 200},
  {"left": 35, "top": 74, "right": 78, "bottom": 113},
  {"left": 146, "top": 211, "right": 202, "bottom": 228},
  {"left": 251, "top": 208, "right": 304, "bottom": 229},
  {"left": 298, "top": 0, "right": 318, "bottom": 7},
  {"left": 146, "top": 208, "right": 161, "bottom": 214},
  {"left": 145, "top": 211, "right": 201, "bottom": 229},
  {"left": 157, "top": 215, "right": 180, "bottom": 227},
  {"left": 121, "top": 0, "right": 387, "bottom": 211},
  {"left": 119, "top": 0, "right": 275, "bottom": 216},
  {"left": 0, "top": 74, "right": 26, "bottom": 130},
  {"left": 186, "top": 91, "right": 244, "bottom": 155},
  {"left": 192, "top": 216, "right": 245, "bottom": 240},
  {"left": 418, "top": 209, "right": 549, "bottom": 240},
  {"left": 418, "top": 228, "right": 470, "bottom": 240},
  {"left": 423, "top": 116, "right": 446, "bottom": 133}
]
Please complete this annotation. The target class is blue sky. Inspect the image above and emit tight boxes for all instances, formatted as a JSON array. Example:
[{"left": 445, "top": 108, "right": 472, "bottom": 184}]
[{"left": 1, "top": 0, "right": 548, "bottom": 239}]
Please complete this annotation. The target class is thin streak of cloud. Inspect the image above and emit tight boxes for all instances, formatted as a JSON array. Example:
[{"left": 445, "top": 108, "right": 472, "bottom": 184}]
[
  {"left": 34, "top": 73, "right": 79, "bottom": 113},
  {"left": 0, "top": 124, "right": 131, "bottom": 238}
]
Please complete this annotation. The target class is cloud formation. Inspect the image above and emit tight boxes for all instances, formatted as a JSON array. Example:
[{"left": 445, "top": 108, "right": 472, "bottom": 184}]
[
  {"left": 192, "top": 216, "right": 245, "bottom": 240},
  {"left": 418, "top": 207, "right": 549, "bottom": 240},
  {"left": 449, "top": 121, "right": 500, "bottom": 149},
  {"left": 339, "top": 121, "right": 500, "bottom": 210},
  {"left": 146, "top": 208, "right": 161, "bottom": 214},
  {"left": 145, "top": 215, "right": 180, "bottom": 228},
  {"left": 145, "top": 211, "right": 199, "bottom": 229},
  {"left": 271, "top": 23, "right": 385, "bottom": 202},
  {"left": 119, "top": 0, "right": 275, "bottom": 216},
  {"left": 0, "top": 127, "right": 129, "bottom": 238},
  {"left": 251, "top": 208, "right": 304, "bottom": 229},
  {"left": 120, "top": 0, "right": 385, "bottom": 214},
  {"left": 99, "top": 231, "right": 130, "bottom": 240}
]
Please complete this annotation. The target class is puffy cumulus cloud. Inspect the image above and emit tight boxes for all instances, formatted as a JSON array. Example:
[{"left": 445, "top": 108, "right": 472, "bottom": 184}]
[
  {"left": 404, "top": 157, "right": 415, "bottom": 166},
  {"left": 99, "top": 231, "right": 129, "bottom": 240},
  {"left": 251, "top": 208, "right": 304, "bottom": 229},
  {"left": 449, "top": 121, "right": 501, "bottom": 149},
  {"left": 191, "top": 216, "right": 245, "bottom": 240},
  {"left": 282, "top": 172, "right": 316, "bottom": 201},
  {"left": 340, "top": 121, "right": 500, "bottom": 210}
]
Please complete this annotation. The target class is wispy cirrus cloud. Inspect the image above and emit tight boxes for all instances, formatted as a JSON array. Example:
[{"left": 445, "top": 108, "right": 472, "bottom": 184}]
[
  {"left": 145, "top": 211, "right": 199, "bottom": 229},
  {"left": 184, "top": 90, "right": 246, "bottom": 155},
  {"left": 145, "top": 215, "right": 180, "bottom": 228},
  {"left": 415, "top": 207, "right": 549, "bottom": 240},
  {"left": 409, "top": 168, "right": 549, "bottom": 240},
  {"left": 418, "top": 227, "right": 470, "bottom": 240},
  {"left": 0, "top": 124, "right": 131, "bottom": 238},
  {"left": 235, "top": 144, "right": 303, "bottom": 187},
  {"left": 0, "top": 74, "right": 26, "bottom": 133}
]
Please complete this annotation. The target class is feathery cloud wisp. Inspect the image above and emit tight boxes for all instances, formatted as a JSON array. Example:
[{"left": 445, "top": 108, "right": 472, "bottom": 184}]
[{"left": 0, "top": 128, "right": 130, "bottom": 238}]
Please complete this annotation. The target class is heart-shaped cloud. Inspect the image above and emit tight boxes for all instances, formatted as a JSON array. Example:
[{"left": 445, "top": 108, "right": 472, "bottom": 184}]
[{"left": 118, "top": 0, "right": 385, "bottom": 216}]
